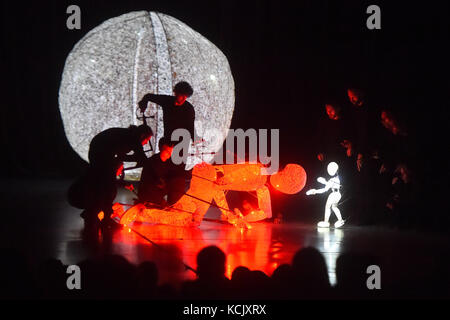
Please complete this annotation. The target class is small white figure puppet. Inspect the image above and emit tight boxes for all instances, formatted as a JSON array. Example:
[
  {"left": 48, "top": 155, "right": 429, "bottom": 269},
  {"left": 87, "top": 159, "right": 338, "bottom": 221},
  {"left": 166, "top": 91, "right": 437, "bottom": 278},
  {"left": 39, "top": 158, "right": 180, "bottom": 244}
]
[{"left": 306, "top": 162, "right": 345, "bottom": 228}]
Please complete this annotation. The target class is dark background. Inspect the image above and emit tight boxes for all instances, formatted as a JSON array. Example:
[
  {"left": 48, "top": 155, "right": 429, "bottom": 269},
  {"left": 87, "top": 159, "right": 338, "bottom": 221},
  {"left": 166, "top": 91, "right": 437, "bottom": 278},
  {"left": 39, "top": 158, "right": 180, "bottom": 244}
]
[{"left": 1, "top": 0, "right": 449, "bottom": 226}]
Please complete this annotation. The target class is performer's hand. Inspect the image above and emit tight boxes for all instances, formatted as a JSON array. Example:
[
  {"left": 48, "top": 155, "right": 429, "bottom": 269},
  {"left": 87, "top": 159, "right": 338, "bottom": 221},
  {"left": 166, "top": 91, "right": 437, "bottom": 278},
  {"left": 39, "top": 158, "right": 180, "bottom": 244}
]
[
  {"left": 317, "top": 153, "right": 324, "bottom": 161},
  {"left": 156, "top": 179, "right": 166, "bottom": 189},
  {"left": 357, "top": 153, "right": 363, "bottom": 171},
  {"left": 341, "top": 140, "right": 353, "bottom": 157},
  {"left": 193, "top": 138, "right": 206, "bottom": 145},
  {"left": 386, "top": 202, "right": 394, "bottom": 210},
  {"left": 138, "top": 101, "right": 147, "bottom": 113},
  {"left": 124, "top": 184, "right": 134, "bottom": 191},
  {"left": 379, "top": 164, "right": 387, "bottom": 174},
  {"left": 196, "top": 162, "right": 207, "bottom": 169}
]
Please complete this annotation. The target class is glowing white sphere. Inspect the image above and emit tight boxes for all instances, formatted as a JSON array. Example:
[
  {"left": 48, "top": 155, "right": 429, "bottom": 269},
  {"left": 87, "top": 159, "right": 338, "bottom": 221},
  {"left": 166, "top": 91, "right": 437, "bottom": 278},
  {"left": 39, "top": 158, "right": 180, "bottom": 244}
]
[{"left": 59, "top": 11, "right": 235, "bottom": 171}]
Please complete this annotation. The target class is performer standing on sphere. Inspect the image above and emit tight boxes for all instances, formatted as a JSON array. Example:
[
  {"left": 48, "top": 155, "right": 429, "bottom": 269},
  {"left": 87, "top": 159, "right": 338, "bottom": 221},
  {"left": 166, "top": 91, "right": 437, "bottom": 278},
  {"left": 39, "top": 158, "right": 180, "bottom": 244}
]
[{"left": 138, "top": 81, "right": 199, "bottom": 145}]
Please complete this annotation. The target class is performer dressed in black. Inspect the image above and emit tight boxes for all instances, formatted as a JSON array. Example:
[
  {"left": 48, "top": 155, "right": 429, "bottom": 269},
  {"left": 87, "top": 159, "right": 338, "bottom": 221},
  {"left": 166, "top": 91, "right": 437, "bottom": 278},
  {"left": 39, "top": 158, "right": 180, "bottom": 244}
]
[
  {"left": 346, "top": 87, "right": 383, "bottom": 224},
  {"left": 88, "top": 124, "right": 153, "bottom": 168},
  {"left": 68, "top": 125, "right": 152, "bottom": 228},
  {"left": 314, "top": 103, "right": 355, "bottom": 219},
  {"left": 316, "top": 103, "right": 354, "bottom": 164},
  {"left": 138, "top": 81, "right": 198, "bottom": 144},
  {"left": 137, "top": 138, "right": 190, "bottom": 208},
  {"left": 68, "top": 159, "right": 125, "bottom": 228}
]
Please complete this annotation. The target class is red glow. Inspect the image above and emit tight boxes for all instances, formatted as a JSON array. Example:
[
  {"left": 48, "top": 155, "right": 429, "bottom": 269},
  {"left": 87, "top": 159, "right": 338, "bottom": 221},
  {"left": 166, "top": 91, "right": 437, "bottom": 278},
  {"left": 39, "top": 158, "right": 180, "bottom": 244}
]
[
  {"left": 325, "top": 104, "right": 340, "bottom": 120},
  {"left": 110, "top": 221, "right": 300, "bottom": 283},
  {"left": 119, "top": 162, "right": 307, "bottom": 227},
  {"left": 347, "top": 88, "right": 364, "bottom": 107},
  {"left": 116, "top": 163, "right": 124, "bottom": 176}
]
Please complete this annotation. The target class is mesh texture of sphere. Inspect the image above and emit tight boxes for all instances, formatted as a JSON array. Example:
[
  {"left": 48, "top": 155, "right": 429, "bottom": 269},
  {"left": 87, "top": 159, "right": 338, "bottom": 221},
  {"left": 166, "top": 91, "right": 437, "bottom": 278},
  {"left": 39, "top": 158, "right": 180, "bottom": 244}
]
[{"left": 59, "top": 11, "right": 235, "bottom": 173}]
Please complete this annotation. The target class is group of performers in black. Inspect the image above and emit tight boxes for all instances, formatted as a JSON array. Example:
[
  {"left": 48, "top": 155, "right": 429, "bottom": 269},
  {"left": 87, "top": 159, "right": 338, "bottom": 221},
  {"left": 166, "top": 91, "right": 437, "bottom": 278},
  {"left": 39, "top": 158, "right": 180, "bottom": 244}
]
[
  {"left": 68, "top": 81, "right": 414, "bottom": 229},
  {"left": 314, "top": 88, "right": 415, "bottom": 226},
  {"left": 68, "top": 81, "right": 196, "bottom": 229}
]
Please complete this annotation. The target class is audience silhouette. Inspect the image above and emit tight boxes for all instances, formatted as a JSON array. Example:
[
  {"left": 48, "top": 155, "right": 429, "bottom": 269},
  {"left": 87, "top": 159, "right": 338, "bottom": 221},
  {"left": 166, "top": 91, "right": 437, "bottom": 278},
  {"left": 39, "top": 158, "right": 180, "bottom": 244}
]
[{"left": 1, "top": 245, "right": 447, "bottom": 300}]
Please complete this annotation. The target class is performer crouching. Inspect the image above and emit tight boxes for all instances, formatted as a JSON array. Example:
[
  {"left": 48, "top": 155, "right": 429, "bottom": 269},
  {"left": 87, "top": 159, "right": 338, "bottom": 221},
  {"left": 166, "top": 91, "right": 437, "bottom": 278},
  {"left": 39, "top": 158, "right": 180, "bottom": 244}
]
[{"left": 137, "top": 137, "right": 189, "bottom": 208}]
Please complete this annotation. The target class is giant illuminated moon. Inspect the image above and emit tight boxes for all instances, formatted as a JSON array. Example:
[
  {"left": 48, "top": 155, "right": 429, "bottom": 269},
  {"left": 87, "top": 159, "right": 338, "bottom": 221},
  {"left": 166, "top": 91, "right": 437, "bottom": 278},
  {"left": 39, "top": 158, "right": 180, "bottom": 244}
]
[{"left": 59, "top": 11, "right": 235, "bottom": 173}]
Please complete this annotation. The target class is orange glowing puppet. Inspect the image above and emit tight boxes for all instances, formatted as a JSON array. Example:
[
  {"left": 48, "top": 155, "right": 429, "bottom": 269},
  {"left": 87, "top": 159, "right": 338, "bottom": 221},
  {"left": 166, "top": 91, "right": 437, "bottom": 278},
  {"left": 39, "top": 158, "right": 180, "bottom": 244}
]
[{"left": 116, "top": 162, "right": 307, "bottom": 228}]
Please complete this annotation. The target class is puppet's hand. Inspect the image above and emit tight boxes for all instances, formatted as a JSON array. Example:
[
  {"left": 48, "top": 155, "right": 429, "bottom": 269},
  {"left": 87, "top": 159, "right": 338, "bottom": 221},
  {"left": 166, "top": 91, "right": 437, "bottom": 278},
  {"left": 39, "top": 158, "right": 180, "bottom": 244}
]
[
  {"left": 306, "top": 189, "right": 315, "bottom": 196},
  {"left": 317, "top": 177, "right": 327, "bottom": 184}
]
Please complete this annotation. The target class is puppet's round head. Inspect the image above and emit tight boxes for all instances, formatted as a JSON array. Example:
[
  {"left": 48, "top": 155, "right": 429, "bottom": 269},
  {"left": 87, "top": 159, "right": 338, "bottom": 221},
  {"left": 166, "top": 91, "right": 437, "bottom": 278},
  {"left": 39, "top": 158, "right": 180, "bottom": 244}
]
[
  {"left": 270, "top": 164, "right": 307, "bottom": 194},
  {"left": 327, "top": 162, "right": 339, "bottom": 176}
]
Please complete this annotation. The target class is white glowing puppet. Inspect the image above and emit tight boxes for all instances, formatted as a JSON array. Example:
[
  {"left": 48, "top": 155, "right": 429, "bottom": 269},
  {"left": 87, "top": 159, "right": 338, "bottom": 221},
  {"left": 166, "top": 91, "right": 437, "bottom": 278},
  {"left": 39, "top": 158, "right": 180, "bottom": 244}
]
[{"left": 306, "top": 162, "right": 345, "bottom": 228}]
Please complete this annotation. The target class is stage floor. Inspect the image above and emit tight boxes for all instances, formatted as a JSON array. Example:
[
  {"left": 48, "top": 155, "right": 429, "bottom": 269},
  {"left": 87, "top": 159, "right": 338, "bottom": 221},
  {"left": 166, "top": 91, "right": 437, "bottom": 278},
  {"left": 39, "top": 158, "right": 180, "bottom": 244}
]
[{"left": 2, "top": 178, "right": 450, "bottom": 291}]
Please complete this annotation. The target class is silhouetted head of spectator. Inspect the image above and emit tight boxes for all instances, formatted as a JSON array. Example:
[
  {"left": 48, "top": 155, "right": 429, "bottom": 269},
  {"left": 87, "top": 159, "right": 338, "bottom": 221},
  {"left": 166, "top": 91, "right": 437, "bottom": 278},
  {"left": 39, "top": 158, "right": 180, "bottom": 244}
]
[
  {"left": 196, "top": 246, "right": 226, "bottom": 280},
  {"left": 158, "top": 137, "right": 175, "bottom": 162},
  {"left": 325, "top": 103, "right": 341, "bottom": 120},
  {"left": 336, "top": 252, "right": 380, "bottom": 298},
  {"left": 174, "top": 81, "right": 193, "bottom": 106},
  {"left": 248, "top": 270, "right": 273, "bottom": 298},
  {"left": 271, "top": 263, "right": 292, "bottom": 283},
  {"left": 36, "top": 258, "right": 67, "bottom": 299},
  {"left": 129, "top": 124, "right": 153, "bottom": 145},
  {"left": 292, "top": 247, "right": 330, "bottom": 289},
  {"left": 137, "top": 261, "right": 158, "bottom": 296},
  {"left": 231, "top": 266, "right": 251, "bottom": 283},
  {"left": 0, "top": 248, "right": 35, "bottom": 299},
  {"left": 100, "top": 254, "right": 138, "bottom": 299},
  {"left": 347, "top": 88, "right": 365, "bottom": 107}
]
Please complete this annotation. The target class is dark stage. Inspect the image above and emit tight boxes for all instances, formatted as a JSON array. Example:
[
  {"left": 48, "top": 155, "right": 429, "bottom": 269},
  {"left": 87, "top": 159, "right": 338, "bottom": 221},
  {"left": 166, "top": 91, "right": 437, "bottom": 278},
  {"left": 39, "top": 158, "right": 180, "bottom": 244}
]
[
  {"left": 2, "top": 0, "right": 450, "bottom": 304},
  {"left": 2, "top": 178, "right": 449, "bottom": 298}
]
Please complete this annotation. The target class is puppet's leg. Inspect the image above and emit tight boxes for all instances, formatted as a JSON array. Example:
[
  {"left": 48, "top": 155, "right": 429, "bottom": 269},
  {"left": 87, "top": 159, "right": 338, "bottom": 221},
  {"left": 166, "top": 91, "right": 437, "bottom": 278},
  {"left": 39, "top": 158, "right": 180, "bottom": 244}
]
[
  {"left": 212, "top": 190, "right": 232, "bottom": 221},
  {"left": 318, "top": 195, "right": 333, "bottom": 228},
  {"left": 257, "top": 185, "right": 272, "bottom": 219},
  {"left": 243, "top": 186, "right": 271, "bottom": 222},
  {"left": 332, "top": 205, "right": 343, "bottom": 221},
  {"left": 331, "top": 192, "right": 345, "bottom": 228},
  {"left": 212, "top": 190, "right": 251, "bottom": 228},
  {"left": 119, "top": 203, "right": 146, "bottom": 225}
]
